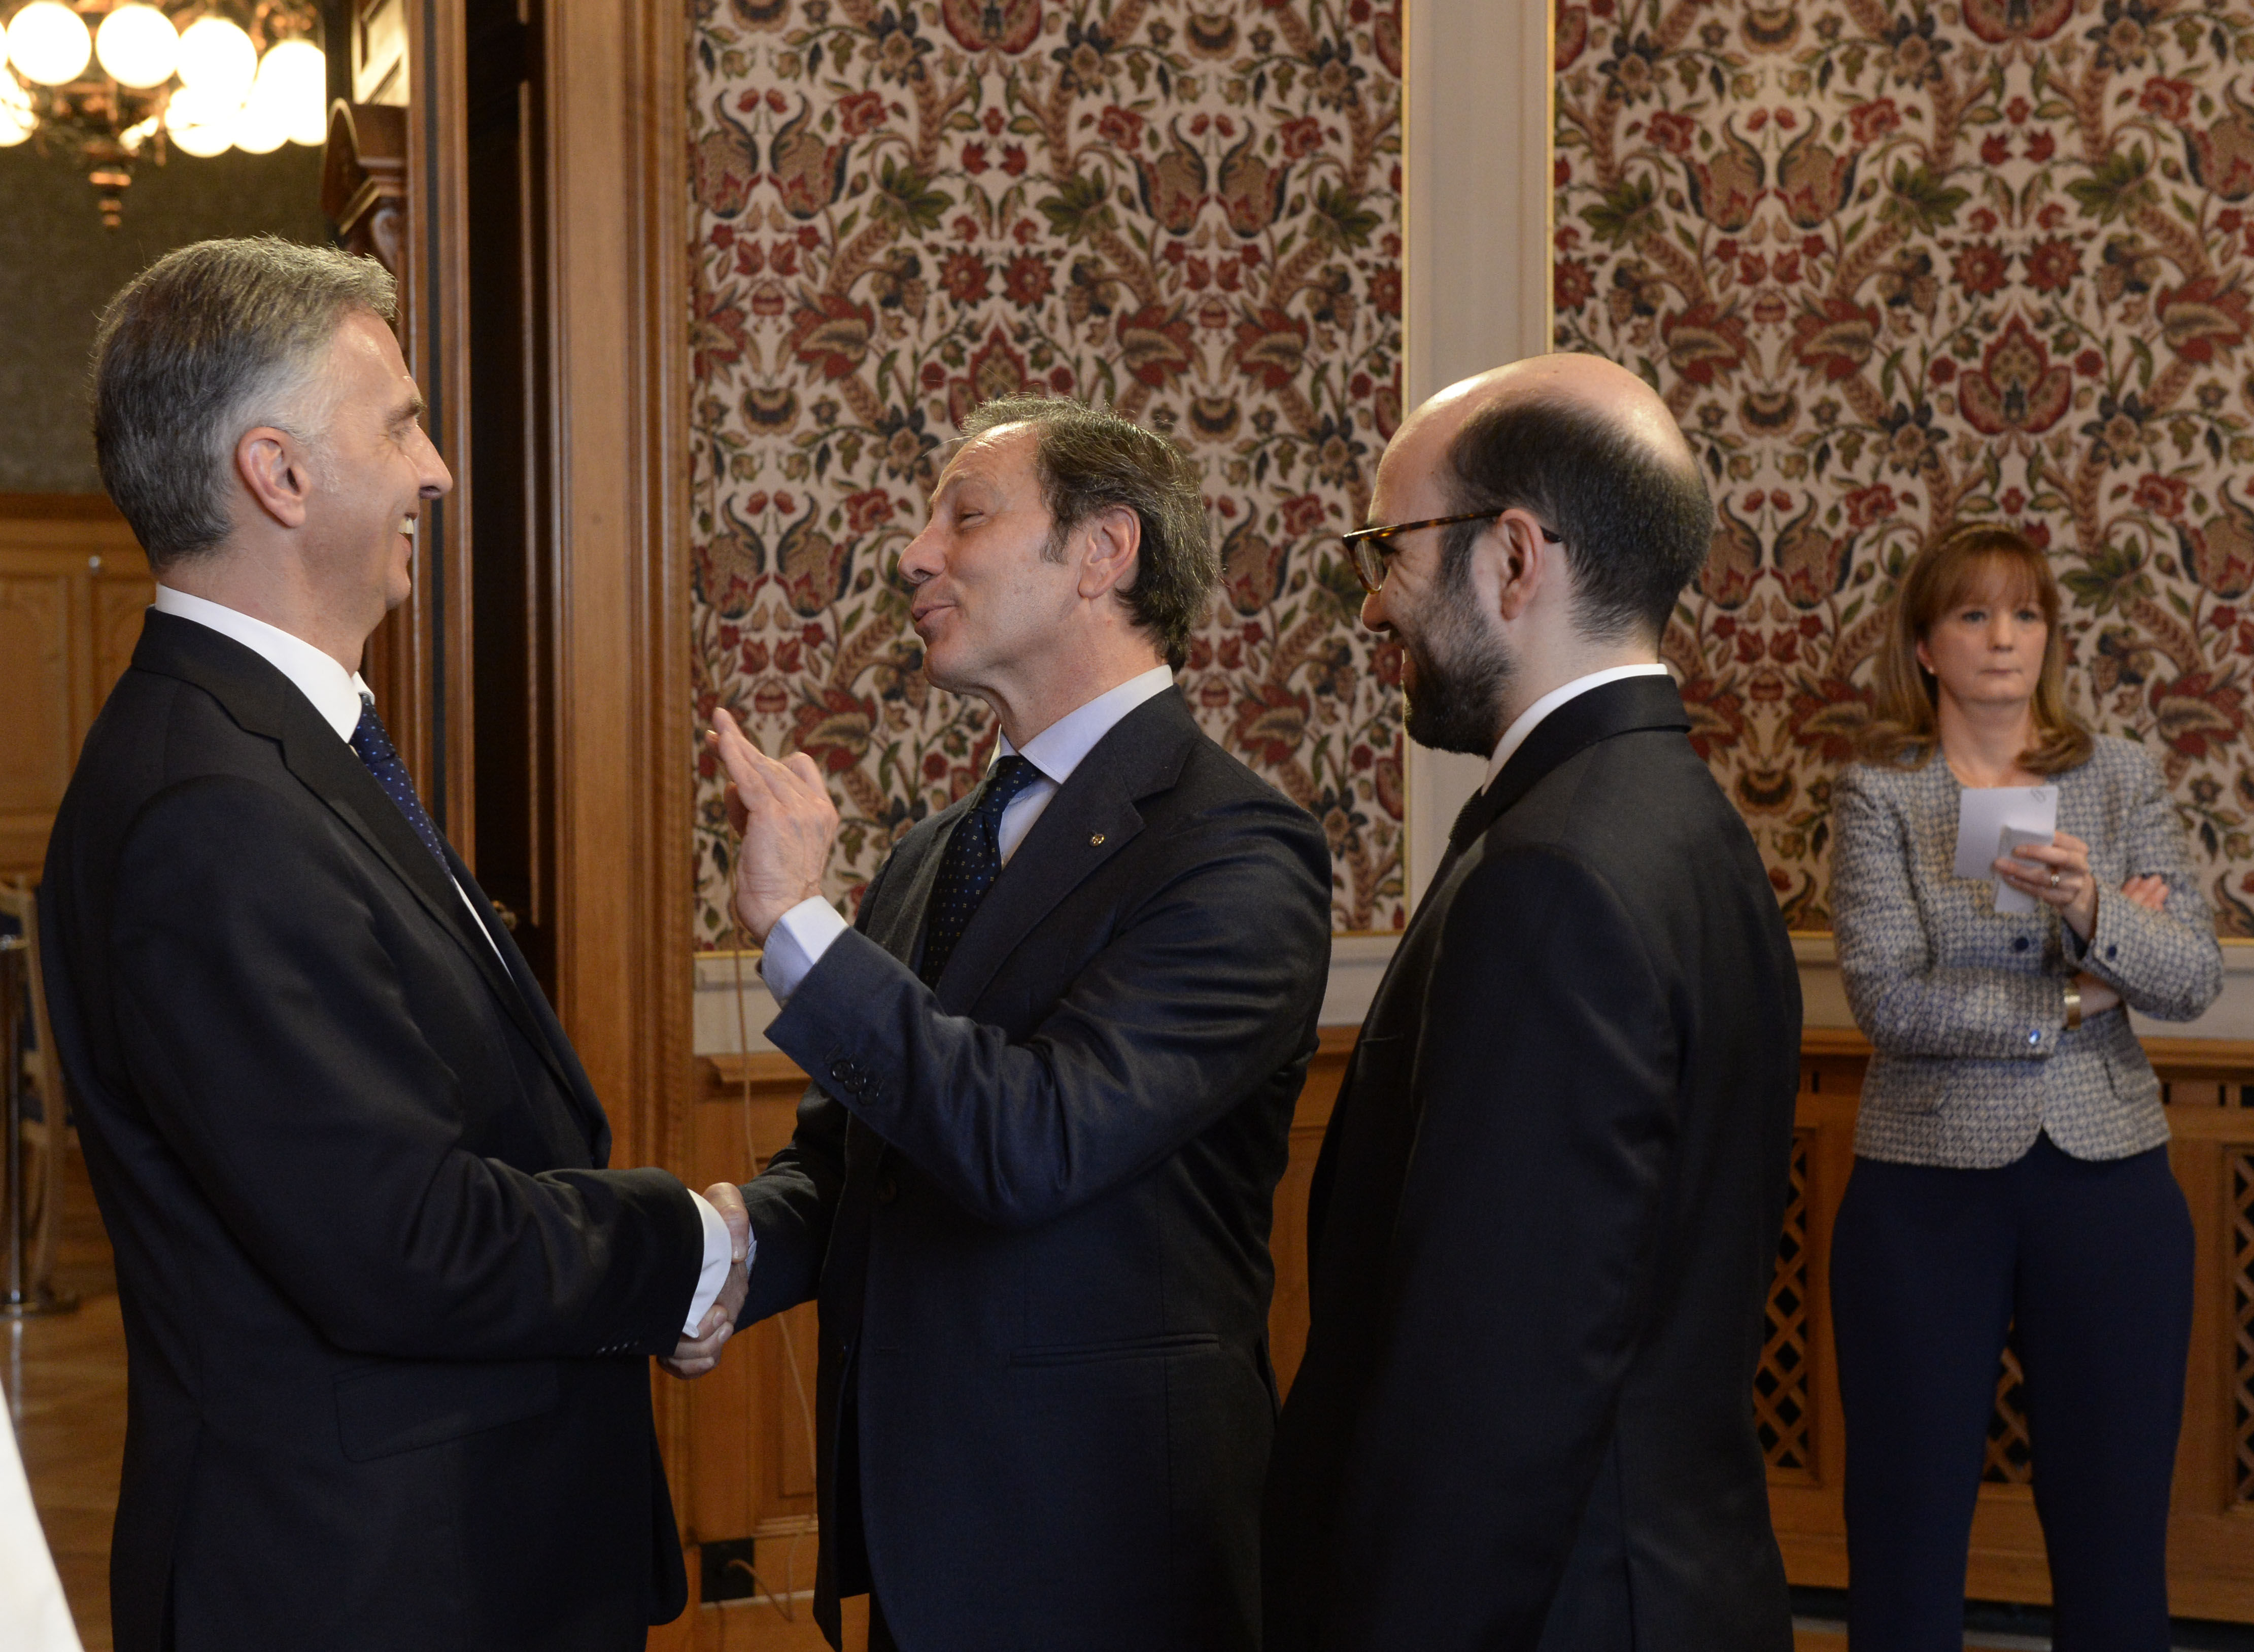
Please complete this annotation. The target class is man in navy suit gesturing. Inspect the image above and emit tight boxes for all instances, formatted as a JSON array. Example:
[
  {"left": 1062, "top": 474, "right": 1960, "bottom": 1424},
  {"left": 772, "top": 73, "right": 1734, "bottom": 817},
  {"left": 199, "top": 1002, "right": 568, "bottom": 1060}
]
[{"left": 690, "top": 395, "right": 1333, "bottom": 1651}]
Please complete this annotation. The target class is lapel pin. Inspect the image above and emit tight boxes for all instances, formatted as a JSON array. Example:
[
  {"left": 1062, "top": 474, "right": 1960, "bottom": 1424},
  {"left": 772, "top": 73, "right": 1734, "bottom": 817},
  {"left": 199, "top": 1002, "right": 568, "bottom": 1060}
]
[{"left": 1089, "top": 833, "right": 1105, "bottom": 846}]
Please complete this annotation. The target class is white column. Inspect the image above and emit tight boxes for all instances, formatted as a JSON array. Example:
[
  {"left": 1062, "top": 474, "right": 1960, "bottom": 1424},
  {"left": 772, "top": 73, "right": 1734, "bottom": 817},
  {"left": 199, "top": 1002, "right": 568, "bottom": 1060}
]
[{"left": 1398, "top": 0, "right": 1554, "bottom": 909}]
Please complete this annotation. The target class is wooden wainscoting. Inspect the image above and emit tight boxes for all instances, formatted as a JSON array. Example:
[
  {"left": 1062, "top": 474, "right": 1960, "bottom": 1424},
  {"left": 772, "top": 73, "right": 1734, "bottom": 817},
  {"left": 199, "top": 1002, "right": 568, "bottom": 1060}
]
[
  {"left": 675, "top": 1030, "right": 1356, "bottom": 1643},
  {"left": 1767, "top": 1028, "right": 2254, "bottom": 1621},
  {"left": 684, "top": 1028, "right": 2254, "bottom": 1631},
  {"left": 0, "top": 497, "right": 151, "bottom": 884}
]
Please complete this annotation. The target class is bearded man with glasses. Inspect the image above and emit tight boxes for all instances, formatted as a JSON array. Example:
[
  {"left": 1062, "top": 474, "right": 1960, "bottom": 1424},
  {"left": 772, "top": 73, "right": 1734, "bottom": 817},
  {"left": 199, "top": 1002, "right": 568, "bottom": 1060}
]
[{"left": 1262, "top": 353, "right": 1801, "bottom": 1652}]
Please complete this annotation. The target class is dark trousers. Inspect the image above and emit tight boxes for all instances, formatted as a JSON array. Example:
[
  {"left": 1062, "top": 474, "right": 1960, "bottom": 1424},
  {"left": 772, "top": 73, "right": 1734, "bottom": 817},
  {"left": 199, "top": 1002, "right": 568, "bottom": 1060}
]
[{"left": 1830, "top": 1135, "right": 2192, "bottom": 1651}]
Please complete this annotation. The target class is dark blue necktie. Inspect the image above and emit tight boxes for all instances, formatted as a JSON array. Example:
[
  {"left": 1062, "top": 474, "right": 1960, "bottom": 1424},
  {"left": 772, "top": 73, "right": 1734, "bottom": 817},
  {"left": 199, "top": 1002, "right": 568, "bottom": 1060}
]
[
  {"left": 919, "top": 754, "right": 1044, "bottom": 986},
  {"left": 349, "top": 694, "right": 451, "bottom": 872}
]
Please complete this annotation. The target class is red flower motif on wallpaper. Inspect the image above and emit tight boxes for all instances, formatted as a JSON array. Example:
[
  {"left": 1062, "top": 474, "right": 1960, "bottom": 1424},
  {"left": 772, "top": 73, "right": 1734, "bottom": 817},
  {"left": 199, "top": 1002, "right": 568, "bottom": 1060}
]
[
  {"left": 1233, "top": 307, "right": 1310, "bottom": 391},
  {"left": 1686, "top": 120, "right": 1764, "bottom": 232},
  {"left": 1776, "top": 124, "right": 1859, "bottom": 228},
  {"left": 2187, "top": 102, "right": 2254, "bottom": 202},
  {"left": 1233, "top": 684, "right": 1312, "bottom": 766},
  {"left": 2181, "top": 481, "right": 2254, "bottom": 599},
  {"left": 2156, "top": 274, "right": 2252, "bottom": 364},
  {"left": 940, "top": 0, "right": 1042, "bottom": 54},
  {"left": 2149, "top": 671, "right": 2246, "bottom": 761},
  {"left": 788, "top": 293, "right": 875, "bottom": 380},
  {"left": 1662, "top": 302, "right": 1751, "bottom": 387},
  {"left": 2023, "top": 236, "right": 2080, "bottom": 294},
  {"left": 1789, "top": 296, "right": 1881, "bottom": 382},
  {"left": 1959, "top": 316, "right": 2073, "bottom": 434},
  {"left": 1961, "top": 0, "right": 2072, "bottom": 44},
  {"left": 1953, "top": 242, "right": 2009, "bottom": 298},
  {"left": 1119, "top": 304, "right": 1198, "bottom": 388}
]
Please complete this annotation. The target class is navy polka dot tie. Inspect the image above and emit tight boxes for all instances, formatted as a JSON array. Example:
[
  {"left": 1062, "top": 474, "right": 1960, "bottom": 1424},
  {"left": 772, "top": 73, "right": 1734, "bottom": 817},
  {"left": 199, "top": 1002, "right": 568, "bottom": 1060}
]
[
  {"left": 349, "top": 694, "right": 451, "bottom": 872},
  {"left": 919, "top": 754, "right": 1044, "bottom": 986}
]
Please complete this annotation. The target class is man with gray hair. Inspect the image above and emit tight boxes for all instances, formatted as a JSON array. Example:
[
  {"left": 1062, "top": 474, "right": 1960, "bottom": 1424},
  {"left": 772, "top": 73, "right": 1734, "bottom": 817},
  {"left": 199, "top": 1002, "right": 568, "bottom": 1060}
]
[
  {"left": 38, "top": 236, "right": 747, "bottom": 1652},
  {"left": 678, "top": 394, "right": 1333, "bottom": 1650}
]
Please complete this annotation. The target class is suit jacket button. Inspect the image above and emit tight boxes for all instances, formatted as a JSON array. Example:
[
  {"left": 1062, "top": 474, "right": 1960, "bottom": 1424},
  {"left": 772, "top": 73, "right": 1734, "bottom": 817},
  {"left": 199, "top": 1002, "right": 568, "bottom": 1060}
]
[
  {"left": 2107, "top": 944, "right": 2119, "bottom": 959},
  {"left": 876, "top": 1175, "right": 899, "bottom": 1204},
  {"left": 2012, "top": 936, "right": 2030, "bottom": 952},
  {"left": 829, "top": 1058, "right": 856, "bottom": 1085}
]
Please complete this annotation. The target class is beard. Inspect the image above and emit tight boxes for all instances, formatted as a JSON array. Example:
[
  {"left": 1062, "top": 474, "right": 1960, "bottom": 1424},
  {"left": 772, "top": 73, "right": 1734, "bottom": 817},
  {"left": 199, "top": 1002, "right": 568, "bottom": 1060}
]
[{"left": 1399, "top": 569, "right": 1515, "bottom": 757}]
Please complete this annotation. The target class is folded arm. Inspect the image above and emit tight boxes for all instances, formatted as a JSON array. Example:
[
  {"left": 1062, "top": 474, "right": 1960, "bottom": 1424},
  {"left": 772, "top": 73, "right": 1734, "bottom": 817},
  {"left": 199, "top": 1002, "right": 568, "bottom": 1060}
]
[{"left": 1832, "top": 771, "right": 2065, "bottom": 1059}]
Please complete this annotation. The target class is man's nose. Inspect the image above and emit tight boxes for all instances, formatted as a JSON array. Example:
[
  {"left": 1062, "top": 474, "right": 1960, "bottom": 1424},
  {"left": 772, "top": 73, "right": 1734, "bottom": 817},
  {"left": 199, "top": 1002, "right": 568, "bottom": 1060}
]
[
  {"left": 416, "top": 429, "right": 454, "bottom": 497},
  {"left": 1360, "top": 588, "right": 1391, "bottom": 632},
  {"left": 898, "top": 527, "right": 940, "bottom": 583}
]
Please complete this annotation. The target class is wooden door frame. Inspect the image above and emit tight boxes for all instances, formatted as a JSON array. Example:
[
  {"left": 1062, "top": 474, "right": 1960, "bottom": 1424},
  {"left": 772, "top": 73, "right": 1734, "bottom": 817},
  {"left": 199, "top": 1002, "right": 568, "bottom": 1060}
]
[
  {"left": 396, "top": 0, "right": 698, "bottom": 1488},
  {"left": 533, "top": 0, "right": 697, "bottom": 1474}
]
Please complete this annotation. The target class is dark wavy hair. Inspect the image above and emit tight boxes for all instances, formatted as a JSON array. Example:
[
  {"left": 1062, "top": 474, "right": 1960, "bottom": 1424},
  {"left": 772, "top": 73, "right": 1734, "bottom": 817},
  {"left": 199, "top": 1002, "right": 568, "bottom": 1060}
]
[
  {"left": 959, "top": 393, "right": 1215, "bottom": 668},
  {"left": 1860, "top": 523, "right": 2094, "bottom": 774}
]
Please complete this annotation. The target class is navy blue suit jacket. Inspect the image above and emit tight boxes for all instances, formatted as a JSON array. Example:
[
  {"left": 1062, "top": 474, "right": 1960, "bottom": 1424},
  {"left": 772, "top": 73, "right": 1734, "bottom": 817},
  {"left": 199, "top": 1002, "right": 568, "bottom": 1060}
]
[{"left": 739, "top": 686, "right": 1331, "bottom": 1651}]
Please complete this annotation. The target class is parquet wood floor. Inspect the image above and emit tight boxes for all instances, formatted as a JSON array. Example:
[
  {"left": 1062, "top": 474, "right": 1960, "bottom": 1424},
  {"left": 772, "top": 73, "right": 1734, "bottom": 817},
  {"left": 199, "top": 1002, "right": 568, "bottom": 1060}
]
[{"left": 8, "top": 1144, "right": 123, "bottom": 1651}]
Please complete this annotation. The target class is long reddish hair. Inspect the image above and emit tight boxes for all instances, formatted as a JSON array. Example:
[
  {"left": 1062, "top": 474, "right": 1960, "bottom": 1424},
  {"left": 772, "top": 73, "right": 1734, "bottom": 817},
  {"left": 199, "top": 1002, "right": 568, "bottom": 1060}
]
[{"left": 1859, "top": 525, "right": 2093, "bottom": 774}]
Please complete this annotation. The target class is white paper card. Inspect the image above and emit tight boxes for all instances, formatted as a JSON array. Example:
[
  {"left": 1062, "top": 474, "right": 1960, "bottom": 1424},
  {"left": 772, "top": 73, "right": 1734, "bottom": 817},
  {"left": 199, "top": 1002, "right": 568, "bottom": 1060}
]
[
  {"left": 1994, "top": 825, "right": 2052, "bottom": 916},
  {"left": 1952, "top": 784, "right": 2057, "bottom": 914}
]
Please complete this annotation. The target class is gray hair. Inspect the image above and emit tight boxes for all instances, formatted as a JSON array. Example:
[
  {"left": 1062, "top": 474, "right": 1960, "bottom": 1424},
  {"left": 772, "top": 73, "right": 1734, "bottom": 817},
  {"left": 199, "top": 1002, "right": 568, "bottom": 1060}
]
[
  {"left": 958, "top": 393, "right": 1214, "bottom": 668},
  {"left": 90, "top": 236, "right": 398, "bottom": 568}
]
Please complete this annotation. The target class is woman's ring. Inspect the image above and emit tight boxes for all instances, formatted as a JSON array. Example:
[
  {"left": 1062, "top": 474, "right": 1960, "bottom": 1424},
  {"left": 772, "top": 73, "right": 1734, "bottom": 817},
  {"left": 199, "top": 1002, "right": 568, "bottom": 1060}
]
[{"left": 2050, "top": 870, "right": 2062, "bottom": 889}]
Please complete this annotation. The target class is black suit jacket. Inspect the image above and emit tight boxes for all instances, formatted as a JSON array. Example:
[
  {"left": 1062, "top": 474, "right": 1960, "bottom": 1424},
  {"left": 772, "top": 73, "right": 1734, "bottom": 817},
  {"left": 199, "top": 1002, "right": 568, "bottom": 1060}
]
[
  {"left": 1262, "top": 676, "right": 1800, "bottom": 1651},
  {"left": 37, "top": 612, "right": 706, "bottom": 1652},
  {"left": 738, "top": 687, "right": 1331, "bottom": 1651}
]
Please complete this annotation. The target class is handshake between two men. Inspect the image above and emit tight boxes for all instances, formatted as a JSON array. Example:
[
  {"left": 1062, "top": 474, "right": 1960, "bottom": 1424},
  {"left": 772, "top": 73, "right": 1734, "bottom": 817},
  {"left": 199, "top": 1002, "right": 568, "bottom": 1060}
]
[{"left": 45, "top": 229, "right": 1803, "bottom": 1652}]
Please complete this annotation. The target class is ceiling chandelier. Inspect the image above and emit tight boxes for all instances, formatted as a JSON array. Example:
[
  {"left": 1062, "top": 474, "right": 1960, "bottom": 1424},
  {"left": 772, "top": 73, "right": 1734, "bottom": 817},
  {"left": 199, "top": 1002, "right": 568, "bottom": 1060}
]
[{"left": 0, "top": 2, "right": 326, "bottom": 226}]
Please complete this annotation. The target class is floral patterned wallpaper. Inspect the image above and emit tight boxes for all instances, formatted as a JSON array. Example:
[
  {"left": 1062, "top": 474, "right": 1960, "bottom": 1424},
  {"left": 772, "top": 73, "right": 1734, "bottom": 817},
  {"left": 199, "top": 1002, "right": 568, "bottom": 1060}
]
[
  {"left": 687, "top": 0, "right": 1405, "bottom": 945},
  {"left": 1556, "top": 0, "right": 2254, "bottom": 935}
]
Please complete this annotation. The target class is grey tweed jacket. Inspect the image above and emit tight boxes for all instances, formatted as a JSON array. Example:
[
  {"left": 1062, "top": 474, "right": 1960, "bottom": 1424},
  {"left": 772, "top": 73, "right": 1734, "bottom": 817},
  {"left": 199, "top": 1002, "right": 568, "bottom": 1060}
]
[{"left": 1832, "top": 735, "right": 2223, "bottom": 1168}]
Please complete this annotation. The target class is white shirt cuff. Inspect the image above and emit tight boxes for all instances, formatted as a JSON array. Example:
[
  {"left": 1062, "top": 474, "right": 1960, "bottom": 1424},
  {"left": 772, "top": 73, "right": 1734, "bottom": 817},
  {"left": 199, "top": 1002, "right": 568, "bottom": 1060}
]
[
  {"left": 680, "top": 1190, "right": 740, "bottom": 1335},
  {"left": 761, "top": 896, "right": 850, "bottom": 1005}
]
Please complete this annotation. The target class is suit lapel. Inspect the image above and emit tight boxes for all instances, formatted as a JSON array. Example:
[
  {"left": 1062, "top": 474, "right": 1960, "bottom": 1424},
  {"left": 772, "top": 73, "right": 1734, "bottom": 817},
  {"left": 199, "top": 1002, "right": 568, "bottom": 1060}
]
[
  {"left": 930, "top": 690, "right": 1197, "bottom": 1013},
  {"left": 1446, "top": 674, "right": 1694, "bottom": 855},
  {"left": 134, "top": 614, "right": 582, "bottom": 1101}
]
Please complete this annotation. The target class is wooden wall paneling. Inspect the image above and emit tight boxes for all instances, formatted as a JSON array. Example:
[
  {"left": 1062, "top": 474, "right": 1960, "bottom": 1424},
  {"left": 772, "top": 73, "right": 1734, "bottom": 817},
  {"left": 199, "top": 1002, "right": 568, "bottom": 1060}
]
[
  {"left": 533, "top": 0, "right": 695, "bottom": 1586},
  {"left": 1768, "top": 1032, "right": 2254, "bottom": 1621},
  {"left": 0, "top": 501, "right": 150, "bottom": 882}
]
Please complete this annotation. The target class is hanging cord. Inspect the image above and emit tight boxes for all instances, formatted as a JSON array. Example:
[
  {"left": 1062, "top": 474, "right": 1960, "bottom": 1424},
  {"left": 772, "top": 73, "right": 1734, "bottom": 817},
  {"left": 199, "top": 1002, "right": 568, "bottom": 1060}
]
[{"left": 723, "top": 931, "right": 822, "bottom": 1619}]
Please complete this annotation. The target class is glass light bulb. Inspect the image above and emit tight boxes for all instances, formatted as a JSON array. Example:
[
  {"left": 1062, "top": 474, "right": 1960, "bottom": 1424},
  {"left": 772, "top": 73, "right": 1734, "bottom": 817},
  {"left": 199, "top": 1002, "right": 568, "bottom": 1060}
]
[
  {"left": 231, "top": 81, "right": 287, "bottom": 153},
  {"left": 167, "top": 116, "right": 230, "bottom": 156},
  {"left": 174, "top": 16, "right": 255, "bottom": 105},
  {"left": 95, "top": 4, "right": 179, "bottom": 88},
  {"left": 253, "top": 39, "right": 325, "bottom": 146},
  {"left": 165, "top": 80, "right": 236, "bottom": 155},
  {"left": 8, "top": 2, "right": 93, "bottom": 86}
]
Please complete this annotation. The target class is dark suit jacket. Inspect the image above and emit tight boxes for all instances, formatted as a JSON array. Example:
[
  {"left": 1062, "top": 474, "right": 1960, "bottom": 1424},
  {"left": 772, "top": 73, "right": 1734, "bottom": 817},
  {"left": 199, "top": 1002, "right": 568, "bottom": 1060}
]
[
  {"left": 37, "top": 612, "right": 706, "bottom": 1652},
  {"left": 739, "top": 687, "right": 1331, "bottom": 1652},
  {"left": 1262, "top": 676, "right": 1800, "bottom": 1651}
]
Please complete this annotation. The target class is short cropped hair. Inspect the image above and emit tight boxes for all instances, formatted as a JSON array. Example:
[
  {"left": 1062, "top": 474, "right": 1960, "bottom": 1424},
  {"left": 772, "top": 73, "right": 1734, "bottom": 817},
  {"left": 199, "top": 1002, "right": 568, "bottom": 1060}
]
[
  {"left": 1438, "top": 394, "right": 1714, "bottom": 641},
  {"left": 91, "top": 236, "right": 397, "bottom": 568},
  {"left": 960, "top": 393, "right": 1214, "bottom": 667}
]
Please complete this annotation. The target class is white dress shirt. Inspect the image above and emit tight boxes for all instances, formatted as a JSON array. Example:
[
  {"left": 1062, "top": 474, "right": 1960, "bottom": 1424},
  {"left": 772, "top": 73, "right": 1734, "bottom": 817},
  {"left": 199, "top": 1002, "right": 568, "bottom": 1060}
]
[
  {"left": 151, "top": 587, "right": 735, "bottom": 1335},
  {"left": 1482, "top": 662, "right": 1674, "bottom": 790},
  {"left": 760, "top": 663, "right": 1177, "bottom": 1002}
]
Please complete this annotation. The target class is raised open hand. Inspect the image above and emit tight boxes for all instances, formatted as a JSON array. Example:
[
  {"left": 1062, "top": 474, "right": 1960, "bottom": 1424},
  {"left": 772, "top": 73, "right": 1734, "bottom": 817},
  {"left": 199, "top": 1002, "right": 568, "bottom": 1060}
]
[{"left": 705, "top": 708, "right": 839, "bottom": 945}]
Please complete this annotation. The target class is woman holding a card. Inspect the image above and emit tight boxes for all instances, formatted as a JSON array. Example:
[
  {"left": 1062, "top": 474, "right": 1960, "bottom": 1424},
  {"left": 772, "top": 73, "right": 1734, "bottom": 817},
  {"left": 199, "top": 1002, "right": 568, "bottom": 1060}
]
[{"left": 1827, "top": 523, "right": 2223, "bottom": 1648}]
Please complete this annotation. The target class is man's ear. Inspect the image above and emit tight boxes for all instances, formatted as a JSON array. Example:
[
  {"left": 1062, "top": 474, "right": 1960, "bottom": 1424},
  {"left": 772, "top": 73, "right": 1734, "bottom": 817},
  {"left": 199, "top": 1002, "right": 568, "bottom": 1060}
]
[
  {"left": 1489, "top": 508, "right": 1552, "bottom": 623},
  {"left": 235, "top": 427, "right": 315, "bottom": 530},
  {"left": 1076, "top": 505, "right": 1143, "bottom": 600}
]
